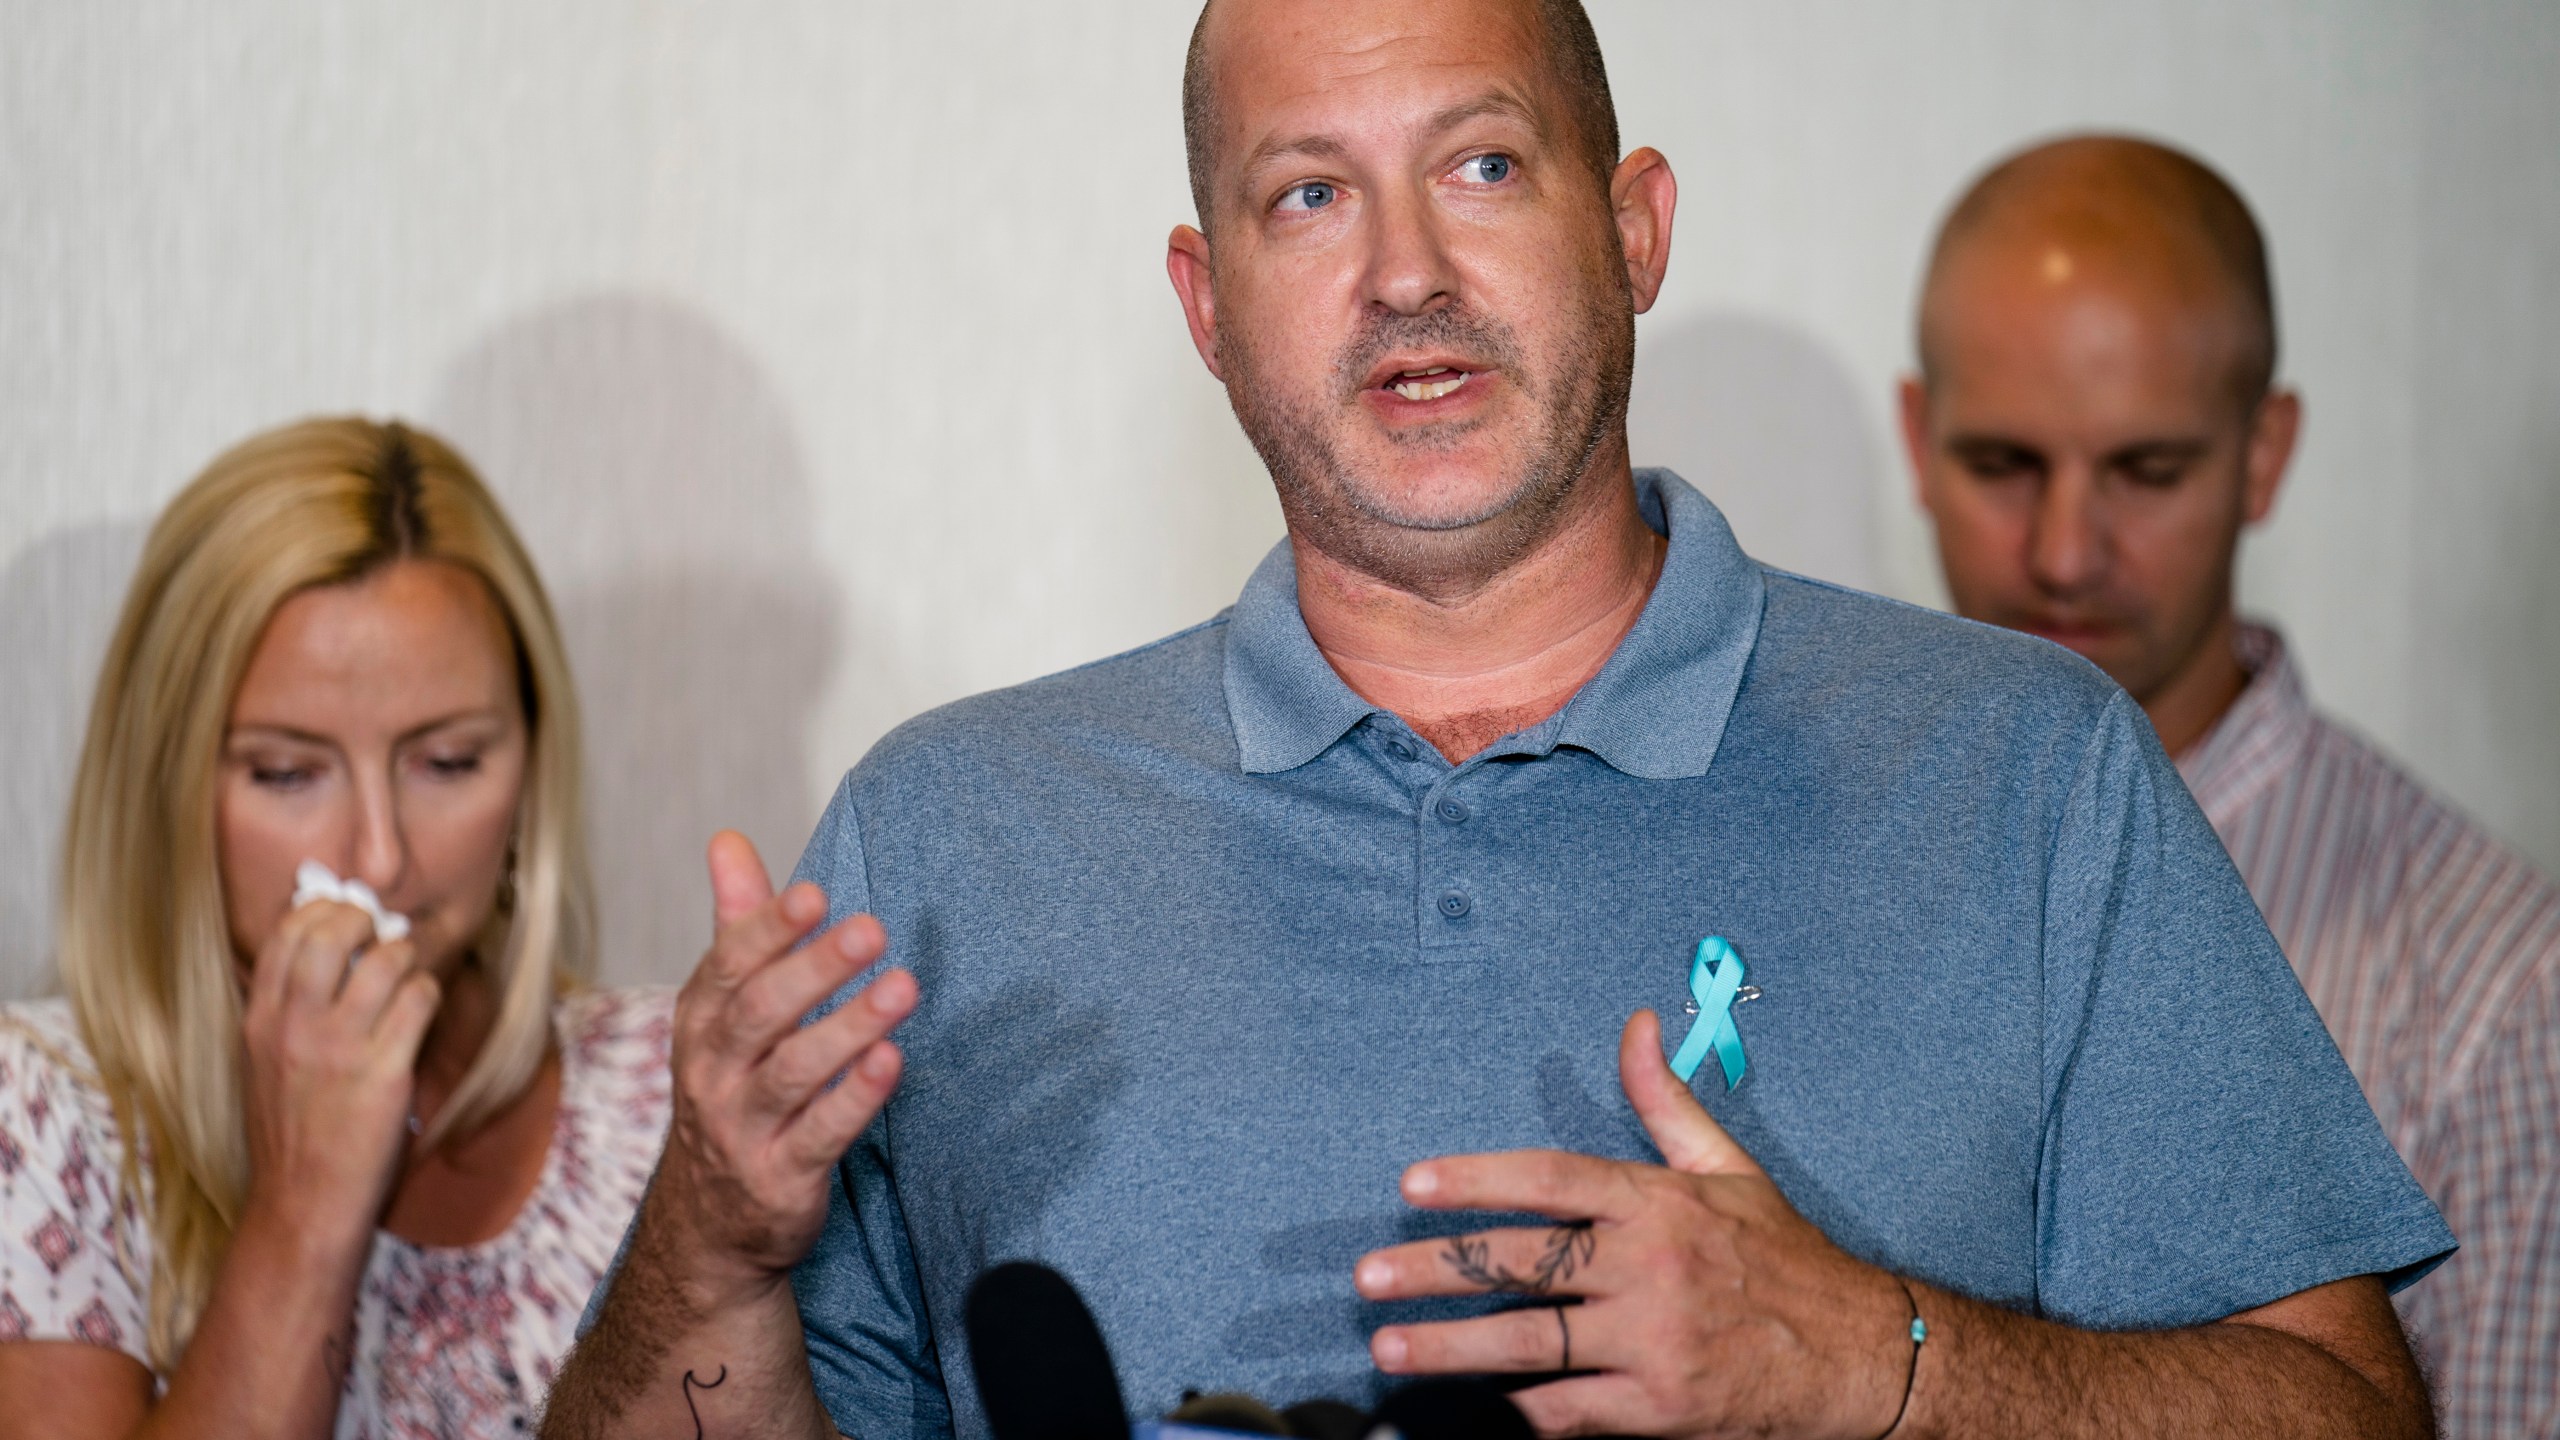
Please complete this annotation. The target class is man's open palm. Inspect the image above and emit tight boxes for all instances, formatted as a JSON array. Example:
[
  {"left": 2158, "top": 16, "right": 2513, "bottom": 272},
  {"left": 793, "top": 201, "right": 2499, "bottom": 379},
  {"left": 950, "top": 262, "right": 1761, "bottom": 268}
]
[{"left": 648, "top": 831, "right": 916, "bottom": 1295}]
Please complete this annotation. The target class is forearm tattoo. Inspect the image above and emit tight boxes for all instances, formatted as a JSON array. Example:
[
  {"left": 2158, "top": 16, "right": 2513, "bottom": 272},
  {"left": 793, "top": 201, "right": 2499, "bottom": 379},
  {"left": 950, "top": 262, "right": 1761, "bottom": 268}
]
[
  {"left": 682, "top": 1365, "right": 728, "bottom": 1439},
  {"left": 322, "top": 1320, "right": 355, "bottom": 1391},
  {"left": 1440, "top": 1220, "right": 1596, "bottom": 1295}
]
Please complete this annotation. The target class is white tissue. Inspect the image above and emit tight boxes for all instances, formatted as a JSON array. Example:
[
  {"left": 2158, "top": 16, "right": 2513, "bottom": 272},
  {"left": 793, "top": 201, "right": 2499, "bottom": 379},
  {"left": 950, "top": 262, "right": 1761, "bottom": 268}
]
[{"left": 290, "top": 860, "right": 412, "bottom": 943}]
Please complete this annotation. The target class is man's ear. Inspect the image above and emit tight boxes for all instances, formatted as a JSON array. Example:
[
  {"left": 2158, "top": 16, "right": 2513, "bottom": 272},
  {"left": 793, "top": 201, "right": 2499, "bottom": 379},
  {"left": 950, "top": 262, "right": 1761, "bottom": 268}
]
[
  {"left": 1166, "top": 225, "right": 1225, "bottom": 381},
  {"left": 1610, "top": 148, "right": 1677, "bottom": 314},
  {"left": 1898, "top": 375, "right": 1938, "bottom": 511},
  {"left": 2242, "top": 388, "right": 2301, "bottom": 526}
]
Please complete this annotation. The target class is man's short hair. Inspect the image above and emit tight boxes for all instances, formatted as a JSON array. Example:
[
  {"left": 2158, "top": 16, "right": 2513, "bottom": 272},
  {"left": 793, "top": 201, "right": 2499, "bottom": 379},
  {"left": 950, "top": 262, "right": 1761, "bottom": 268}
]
[{"left": 1181, "top": 0, "right": 1621, "bottom": 230}]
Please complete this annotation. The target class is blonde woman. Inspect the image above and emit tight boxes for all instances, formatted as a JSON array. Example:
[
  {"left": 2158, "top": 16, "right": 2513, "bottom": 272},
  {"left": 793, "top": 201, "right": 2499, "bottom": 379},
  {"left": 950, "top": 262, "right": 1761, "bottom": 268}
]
[{"left": 0, "top": 418, "right": 673, "bottom": 1437}]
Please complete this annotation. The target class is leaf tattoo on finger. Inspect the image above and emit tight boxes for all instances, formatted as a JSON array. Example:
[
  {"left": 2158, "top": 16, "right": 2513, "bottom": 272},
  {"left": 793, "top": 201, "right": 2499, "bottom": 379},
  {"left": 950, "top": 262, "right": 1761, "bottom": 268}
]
[{"left": 1440, "top": 1220, "right": 1596, "bottom": 1295}]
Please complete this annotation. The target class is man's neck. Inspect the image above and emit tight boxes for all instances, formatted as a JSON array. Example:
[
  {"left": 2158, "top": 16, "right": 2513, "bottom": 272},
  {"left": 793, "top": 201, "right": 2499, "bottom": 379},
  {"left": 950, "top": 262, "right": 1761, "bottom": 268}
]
[
  {"left": 2141, "top": 609, "right": 2252, "bottom": 758},
  {"left": 1293, "top": 464, "right": 1667, "bottom": 763}
]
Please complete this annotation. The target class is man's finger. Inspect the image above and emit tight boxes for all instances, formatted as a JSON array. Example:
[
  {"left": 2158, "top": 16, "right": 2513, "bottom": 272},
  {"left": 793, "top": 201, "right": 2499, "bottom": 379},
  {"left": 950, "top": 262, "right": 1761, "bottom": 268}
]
[
  {"left": 695, "top": 881, "right": 837, "bottom": 996},
  {"left": 709, "top": 914, "right": 888, "bottom": 1056},
  {"left": 706, "top": 829, "right": 776, "bottom": 929},
  {"left": 1619, "top": 1010, "right": 1762, "bottom": 1178},
  {"left": 1372, "top": 1302, "right": 1605, "bottom": 1378},
  {"left": 1354, "top": 1223, "right": 1607, "bottom": 1302},
  {"left": 1398, "top": 1148, "right": 1639, "bottom": 1223},
  {"left": 744, "top": 968, "right": 917, "bottom": 1119},
  {"left": 777, "top": 1039, "right": 904, "bottom": 1171}
]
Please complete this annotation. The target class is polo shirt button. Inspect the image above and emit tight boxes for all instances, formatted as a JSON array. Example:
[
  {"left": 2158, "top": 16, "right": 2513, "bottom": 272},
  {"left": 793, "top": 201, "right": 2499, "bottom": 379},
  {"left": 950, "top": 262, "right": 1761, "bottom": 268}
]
[
  {"left": 1435, "top": 797, "right": 1470, "bottom": 823},
  {"left": 1438, "top": 889, "right": 1471, "bottom": 918},
  {"left": 1386, "top": 740, "right": 1416, "bottom": 760}
]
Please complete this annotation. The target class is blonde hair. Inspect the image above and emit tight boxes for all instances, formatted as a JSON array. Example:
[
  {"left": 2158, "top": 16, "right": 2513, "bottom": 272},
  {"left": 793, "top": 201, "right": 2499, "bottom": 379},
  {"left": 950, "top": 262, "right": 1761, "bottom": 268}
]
[{"left": 56, "top": 416, "right": 594, "bottom": 1369}]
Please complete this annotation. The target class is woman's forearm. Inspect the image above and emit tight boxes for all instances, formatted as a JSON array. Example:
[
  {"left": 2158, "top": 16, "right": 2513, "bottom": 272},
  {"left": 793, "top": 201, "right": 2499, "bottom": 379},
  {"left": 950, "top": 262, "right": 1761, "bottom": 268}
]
[{"left": 133, "top": 1205, "right": 373, "bottom": 1440}]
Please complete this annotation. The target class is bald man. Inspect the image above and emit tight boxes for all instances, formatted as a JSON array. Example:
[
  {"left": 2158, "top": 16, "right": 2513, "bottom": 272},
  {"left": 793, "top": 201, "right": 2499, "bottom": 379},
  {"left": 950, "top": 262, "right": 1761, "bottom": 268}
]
[
  {"left": 1907, "top": 135, "right": 2560, "bottom": 1440},
  {"left": 547, "top": 16, "right": 2446, "bottom": 1440}
]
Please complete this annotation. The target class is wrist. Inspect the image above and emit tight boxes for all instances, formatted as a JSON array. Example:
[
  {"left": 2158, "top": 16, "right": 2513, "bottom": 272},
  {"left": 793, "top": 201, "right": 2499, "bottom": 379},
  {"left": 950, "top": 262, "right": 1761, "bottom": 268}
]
[
  {"left": 629, "top": 1185, "right": 797, "bottom": 1318},
  {"left": 1873, "top": 1278, "right": 1930, "bottom": 1440},
  {"left": 236, "top": 1186, "right": 378, "bottom": 1266},
  {"left": 216, "top": 1201, "right": 376, "bottom": 1330}
]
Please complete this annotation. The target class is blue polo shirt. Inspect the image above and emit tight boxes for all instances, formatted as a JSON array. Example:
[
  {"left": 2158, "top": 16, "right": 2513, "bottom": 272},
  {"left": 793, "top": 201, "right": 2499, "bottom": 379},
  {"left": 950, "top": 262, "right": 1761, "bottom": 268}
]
[{"left": 786, "top": 469, "right": 2449, "bottom": 1439}]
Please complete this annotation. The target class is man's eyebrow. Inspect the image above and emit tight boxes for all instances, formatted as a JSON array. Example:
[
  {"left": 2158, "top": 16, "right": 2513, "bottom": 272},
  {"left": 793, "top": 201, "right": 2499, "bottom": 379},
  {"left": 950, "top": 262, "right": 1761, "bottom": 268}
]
[
  {"left": 1239, "top": 130, "right": 1353, "bottom": 182},
  {"left": 1945, "top": 433, "right": 2046, "bottom": 459},
  {"left": 1415, "top": 89, "right": 1545, "bottom": 144},
  {"left": 1234, "top": 89, "right": 1548, "bottom": 189},
  {"left": 2104, "top": 438, "right": 2212, "bottom": 463}
]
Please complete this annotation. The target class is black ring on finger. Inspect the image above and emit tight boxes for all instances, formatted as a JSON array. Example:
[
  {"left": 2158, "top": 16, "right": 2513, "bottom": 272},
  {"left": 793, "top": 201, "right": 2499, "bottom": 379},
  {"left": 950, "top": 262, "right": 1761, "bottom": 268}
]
[{"left": 1555, "top": 1304, "right": 1570, "bottom": 1373}]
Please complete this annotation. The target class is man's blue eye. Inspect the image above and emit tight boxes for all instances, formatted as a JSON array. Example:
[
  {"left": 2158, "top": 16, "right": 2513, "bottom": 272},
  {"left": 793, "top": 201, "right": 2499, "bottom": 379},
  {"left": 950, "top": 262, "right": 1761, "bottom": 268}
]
[
  {"left": 1278, "top": 181, "right": 1336, "bottom": 212},
  {"left": 1461, "top": 154, "right": 1514, "bottom": 184}
]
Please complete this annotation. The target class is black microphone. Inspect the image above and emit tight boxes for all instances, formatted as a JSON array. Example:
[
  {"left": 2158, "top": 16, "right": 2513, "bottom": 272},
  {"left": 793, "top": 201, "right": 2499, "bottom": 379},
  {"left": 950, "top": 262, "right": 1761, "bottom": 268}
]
[
  {"left": 1367, "top": 1378, "right": 1536, "bottom": 1440},
  {"left": 966, "top": 1261, "right": 1131, "bottom": 1440},
  {"left": 963, "top": 1261, "right": 1530, "bottom": 1440}
]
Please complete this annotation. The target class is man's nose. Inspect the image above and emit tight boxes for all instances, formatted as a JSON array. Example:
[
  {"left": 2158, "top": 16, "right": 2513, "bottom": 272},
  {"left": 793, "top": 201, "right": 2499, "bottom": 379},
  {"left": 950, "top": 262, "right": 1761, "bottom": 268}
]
[
  {"left": 2025, "top": 466, "right": 2107, "bottom": 598},
  {"left": 1361, "top": 183, "right": 1460, "bottom": 318}
]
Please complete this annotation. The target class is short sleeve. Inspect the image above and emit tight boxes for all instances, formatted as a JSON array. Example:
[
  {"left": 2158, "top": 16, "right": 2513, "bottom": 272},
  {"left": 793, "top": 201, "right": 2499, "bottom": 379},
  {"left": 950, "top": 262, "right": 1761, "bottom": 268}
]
[
  {"left": 2033, "top": 693, "right": 2455, "bottom": 1328},
  {"left": 793, "top": 1128, "right": 951, "bottom": 1440},
  {"left": 791, "top": 772, "right": 875, "bottom": 933},
  {"left": 787, "top": 778, "right": 954, "bottom": 1440},
  {"left": 0, "top": 1011, "right": 151, "bottom": 1366}
]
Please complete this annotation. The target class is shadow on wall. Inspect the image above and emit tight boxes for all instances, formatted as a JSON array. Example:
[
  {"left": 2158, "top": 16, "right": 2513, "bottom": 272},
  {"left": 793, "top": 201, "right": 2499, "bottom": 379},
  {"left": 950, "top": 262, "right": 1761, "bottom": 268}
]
[
  {"left": 1628, "top": 312, "right": 1886, "bottom": 593},
  {"left": 0, "top": 523, "right": 147, "bottom": 998},
  {"left": 431, "top": 294, "right": 842, "bottom": 988}
]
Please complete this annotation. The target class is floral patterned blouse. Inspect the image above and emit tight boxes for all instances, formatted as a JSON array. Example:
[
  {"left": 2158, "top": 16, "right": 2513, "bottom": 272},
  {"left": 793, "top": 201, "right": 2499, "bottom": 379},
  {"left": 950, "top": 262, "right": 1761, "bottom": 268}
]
[{"left": 0, "top": 985, "right": 673, "bottom": 1437}]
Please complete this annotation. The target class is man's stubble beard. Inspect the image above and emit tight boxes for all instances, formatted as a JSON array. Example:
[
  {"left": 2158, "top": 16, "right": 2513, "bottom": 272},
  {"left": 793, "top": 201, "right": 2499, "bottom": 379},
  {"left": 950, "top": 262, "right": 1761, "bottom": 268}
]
[{"left": 1217, "top": 263, "right": 1637, "bottom": 601}]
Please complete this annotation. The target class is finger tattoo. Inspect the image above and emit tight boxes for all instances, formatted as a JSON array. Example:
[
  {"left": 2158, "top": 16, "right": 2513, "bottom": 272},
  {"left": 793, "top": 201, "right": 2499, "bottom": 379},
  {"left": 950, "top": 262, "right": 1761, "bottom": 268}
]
[{"left": 1440, "top": 1220, "right": 1596, "bottom": 1296}]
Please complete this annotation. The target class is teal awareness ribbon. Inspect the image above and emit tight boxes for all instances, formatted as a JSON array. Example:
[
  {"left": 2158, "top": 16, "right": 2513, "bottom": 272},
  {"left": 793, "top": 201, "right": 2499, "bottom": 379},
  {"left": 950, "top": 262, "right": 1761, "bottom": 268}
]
[{"left": 1670, "top": 936, "right": 1748, "bottom": 1089}]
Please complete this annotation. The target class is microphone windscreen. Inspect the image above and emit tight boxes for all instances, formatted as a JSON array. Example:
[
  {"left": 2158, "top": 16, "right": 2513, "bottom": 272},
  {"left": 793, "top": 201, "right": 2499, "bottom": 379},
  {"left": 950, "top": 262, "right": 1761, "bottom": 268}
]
[
  {"left": 964, "top": 1261, "right": 1130, "bottom": 1440},
  {"left": 1368, "top": 1378, "right": 1535, "bottom": 1440},
  {"left": 1165, "top": 1394, "right": 1289, "bottom": 1434},
  {"left": 1277, "top": 1398, "right": 1373, "bottom": 1440}
]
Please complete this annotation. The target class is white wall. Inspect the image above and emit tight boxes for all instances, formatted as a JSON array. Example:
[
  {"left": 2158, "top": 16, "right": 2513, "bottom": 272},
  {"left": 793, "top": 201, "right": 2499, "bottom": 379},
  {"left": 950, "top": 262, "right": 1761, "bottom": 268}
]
[{"left": 5, "top": 1, "right": 2554, "bottom": 994}]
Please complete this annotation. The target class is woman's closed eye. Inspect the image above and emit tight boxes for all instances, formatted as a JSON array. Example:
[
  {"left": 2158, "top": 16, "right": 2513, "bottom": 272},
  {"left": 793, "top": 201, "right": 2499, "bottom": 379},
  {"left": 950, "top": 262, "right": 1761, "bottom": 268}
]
[
  {"left": 418, "top": 750, "right": 485, "bottom": 780},
  {"left": 248, "top": 762, "right": 321, "bottom": 791}
]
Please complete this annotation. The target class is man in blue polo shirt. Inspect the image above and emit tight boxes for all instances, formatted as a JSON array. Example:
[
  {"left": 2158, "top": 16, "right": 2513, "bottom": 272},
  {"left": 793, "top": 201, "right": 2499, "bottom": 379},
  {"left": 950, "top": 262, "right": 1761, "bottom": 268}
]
[{"left": 543, "top": 2, "right": 2450, "bottom": 1437}]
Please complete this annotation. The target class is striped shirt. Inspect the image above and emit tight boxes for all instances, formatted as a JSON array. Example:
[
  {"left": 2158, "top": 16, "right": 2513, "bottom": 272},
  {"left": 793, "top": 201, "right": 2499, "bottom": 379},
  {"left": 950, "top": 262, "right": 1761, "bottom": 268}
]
[{"left": 2177, "top": 624, "right": 2560, "bottom": 1439}]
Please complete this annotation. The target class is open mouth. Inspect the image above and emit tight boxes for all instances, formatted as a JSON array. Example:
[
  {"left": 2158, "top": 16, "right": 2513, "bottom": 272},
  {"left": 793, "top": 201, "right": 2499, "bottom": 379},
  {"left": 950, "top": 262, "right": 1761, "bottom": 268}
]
[{"left": 1386, "top": 366, "right": 1471, "bottom": 402}]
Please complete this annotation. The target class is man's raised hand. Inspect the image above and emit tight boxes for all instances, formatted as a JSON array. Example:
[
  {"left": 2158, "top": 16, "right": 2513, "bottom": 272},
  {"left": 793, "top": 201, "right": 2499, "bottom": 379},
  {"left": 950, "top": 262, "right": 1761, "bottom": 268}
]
[
  {"left": 1354, "top": 1012, "right": 1915, "bottom": 1440},
  {"left": 644, "top": 830, "right": 916, "bottom": 1302}
]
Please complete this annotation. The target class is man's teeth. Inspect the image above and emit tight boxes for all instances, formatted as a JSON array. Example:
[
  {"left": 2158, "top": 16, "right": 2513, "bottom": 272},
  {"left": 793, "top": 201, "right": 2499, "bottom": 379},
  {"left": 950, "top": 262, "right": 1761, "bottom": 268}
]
[{"left": 1390, "top": 367, "right": 1468, "bottom": 402}]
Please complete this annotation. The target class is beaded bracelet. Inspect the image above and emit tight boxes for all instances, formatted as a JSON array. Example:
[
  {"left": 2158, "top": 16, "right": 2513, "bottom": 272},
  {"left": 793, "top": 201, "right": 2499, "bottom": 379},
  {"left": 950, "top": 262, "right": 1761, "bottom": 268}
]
[{"left": 1875, "top": 1277, "right": 1928, "bottom": 1440}]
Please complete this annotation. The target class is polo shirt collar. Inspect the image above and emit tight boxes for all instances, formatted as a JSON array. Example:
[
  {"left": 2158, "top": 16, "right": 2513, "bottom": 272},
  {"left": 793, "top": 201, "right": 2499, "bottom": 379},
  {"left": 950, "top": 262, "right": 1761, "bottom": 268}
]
[{"left": 1223, "top": 468, "right": 1767, "bottom": 779}]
